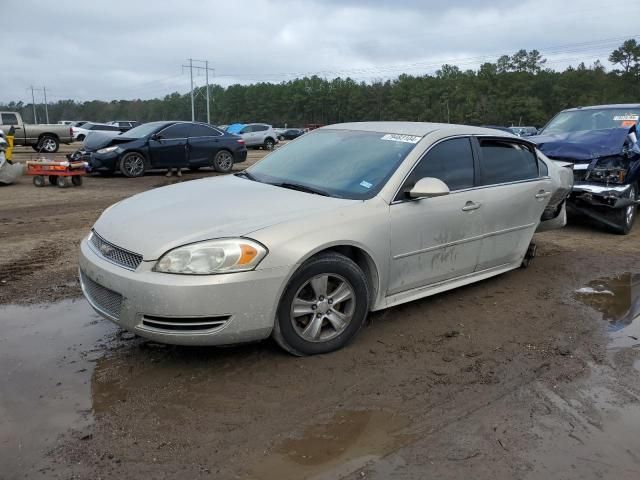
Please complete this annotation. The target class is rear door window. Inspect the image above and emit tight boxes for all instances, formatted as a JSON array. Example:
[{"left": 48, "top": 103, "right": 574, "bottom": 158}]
[
  {"left": 399, "top": 137, "right": 475, "bottom": 199},
  {"left": 159, "top": 123, "right": 191, "bottom": 139},
  {"left": 188, "top": 124, "right": 221, "bottom": 137},
  {"left": 478, "top": 139, "right": 539, "bottom": 185}
]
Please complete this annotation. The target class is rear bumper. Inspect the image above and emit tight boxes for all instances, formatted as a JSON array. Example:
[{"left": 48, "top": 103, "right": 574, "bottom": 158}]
[
  {"left": 234, "top": 148, "right": 248, "bottom": 163},
  {"left": 570, "top": 182, "right": 635, "bottom": 209}
]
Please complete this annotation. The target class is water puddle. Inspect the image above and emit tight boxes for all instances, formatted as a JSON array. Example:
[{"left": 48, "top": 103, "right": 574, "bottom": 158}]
[
  {"left": 0, "top": 300, "right": 116, "bottom": 476},
  {"left": 251, "top": 409, "right": 413, "bottom": 480},
  {"left": 574, "top": 272, "right": 640, "bottom": 349}
]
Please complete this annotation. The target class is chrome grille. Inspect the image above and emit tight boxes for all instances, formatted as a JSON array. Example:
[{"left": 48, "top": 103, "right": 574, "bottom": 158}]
[
  {"left": 80, "top": 271, "right": 123, "bottom": 319},
  {"left": 90, "top": 230, "right": 143, "bottom": 270}
]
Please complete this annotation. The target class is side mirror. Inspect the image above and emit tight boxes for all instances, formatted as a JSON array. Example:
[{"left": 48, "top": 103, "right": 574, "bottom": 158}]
[
  {"left": 151, "top": 133, "right": 161, "bottom": 141},
  {"left": 408, "top": 177, "right": 450, "bottom": 199}
]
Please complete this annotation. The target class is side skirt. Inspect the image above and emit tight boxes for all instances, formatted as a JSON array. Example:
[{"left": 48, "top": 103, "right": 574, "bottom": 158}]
[{"left": 378, "top": 262, "right": 520, "bottom": 311}]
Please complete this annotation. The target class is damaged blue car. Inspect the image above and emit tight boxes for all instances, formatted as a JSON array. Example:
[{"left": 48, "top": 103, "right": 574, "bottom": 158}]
[{"left": 531, "top": 104, "right": 640, "bottom": 234}]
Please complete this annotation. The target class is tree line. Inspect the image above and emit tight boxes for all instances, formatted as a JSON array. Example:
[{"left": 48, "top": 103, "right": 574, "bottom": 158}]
[{"left": 3, "top": 39, "right": 640, "bottom": 129}]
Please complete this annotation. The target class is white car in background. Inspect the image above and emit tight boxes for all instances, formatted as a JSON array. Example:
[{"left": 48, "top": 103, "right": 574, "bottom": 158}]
[
  {"left": 73, "top": 122, "right": 121, "bottom": 141},
  {"left": 236, "top": 123, "right": 279, "bottom": 150}
]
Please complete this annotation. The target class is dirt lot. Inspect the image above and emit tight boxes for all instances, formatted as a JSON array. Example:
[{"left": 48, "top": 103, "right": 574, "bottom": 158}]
[{"left": 1, "top": 144, "right": 640, "bottom": 479}]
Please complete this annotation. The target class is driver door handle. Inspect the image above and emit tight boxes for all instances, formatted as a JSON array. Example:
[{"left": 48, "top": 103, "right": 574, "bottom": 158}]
[{"left": 462, "top": 201, "right": 481, "bottom": 212}]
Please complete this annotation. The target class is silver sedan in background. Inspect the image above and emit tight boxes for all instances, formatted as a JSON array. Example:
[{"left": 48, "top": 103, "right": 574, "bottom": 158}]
[{"left": 79, "top": 122, "right": 573, "bottom": 355}]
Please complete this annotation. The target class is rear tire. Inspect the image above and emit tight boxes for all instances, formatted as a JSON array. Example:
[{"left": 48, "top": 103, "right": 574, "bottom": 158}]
[
  {"left": 263, "top": 138, "right": 275, "bottom": 151},
  {"left": 71, "top": 175, "right": 83, "bottom": 186},
  {"left": 272, "top": 252, "right": 369, "bottom": 356},
  {"left": 48, "top": 175, "right": 58, "bottom": 185},
  {"left": 57, "top": 176, "right": 70, "bottom": 188},
  {"left": 77, "top": 134, "right": 86, "bottom": 142},
  {"left": 608, "top": 184, "right": 637, "bottom": 235},
  {"left": 33, "top": 175, "right": 45, "bottom": 187},
  {"left": 212, "top": 150, "right": 234, "bottom": 173},
  {"left": 38, "top": 135, "right": 59, "bottom": 153}
]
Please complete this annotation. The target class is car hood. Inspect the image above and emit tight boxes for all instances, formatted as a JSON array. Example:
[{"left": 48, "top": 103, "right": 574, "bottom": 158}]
[
  {"left": 83, "top": 131, "right": 128, "bottom": 151},
  {"left": 93, "top": 174, "right": 355, "bottom": 260},
  {"left": 530, "top": 127, "right": 633, "bottom": 162}
]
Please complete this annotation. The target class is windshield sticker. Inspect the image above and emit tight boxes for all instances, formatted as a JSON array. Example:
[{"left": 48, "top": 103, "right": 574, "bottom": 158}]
[
  {"left": 613, "top": 114, "right": 639, "bottom": 121},
  {"left": 359, "top": 180, "right": 372, "bottom": 189},
  {"left": 381, "top": 133, "right": 422, "bottom": 144},
  {"left": 621, "top": 120, "right": 637, "bottom": 127}
]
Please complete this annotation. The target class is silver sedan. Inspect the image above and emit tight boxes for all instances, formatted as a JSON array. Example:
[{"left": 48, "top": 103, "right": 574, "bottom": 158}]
[{"left": 79, "top": 122, "right": 573, "bottom": 355}]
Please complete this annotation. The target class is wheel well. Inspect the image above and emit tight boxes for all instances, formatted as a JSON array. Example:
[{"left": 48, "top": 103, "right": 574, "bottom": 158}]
[
  {"left": 264, "top": 137, "right": 275, "bottom": 143},
  {"left": 38, "top": 133, "right": 59, "bottom": 141},
  {"left": 312, "top": 245, "right": 379, "bottom": 309}
]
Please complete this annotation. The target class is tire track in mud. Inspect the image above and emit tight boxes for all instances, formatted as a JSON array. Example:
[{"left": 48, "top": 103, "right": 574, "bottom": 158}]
[{"left": 0, "top": 241, "right": 66, "bottom": 282}]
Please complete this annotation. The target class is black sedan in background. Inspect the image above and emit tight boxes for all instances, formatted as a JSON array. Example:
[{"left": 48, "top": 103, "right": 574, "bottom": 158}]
[
  {"left": 278, "top": 128, "right": 304, "bottom": 140},
  {"left": 76, "top": 121, "right": 247, "bottom": 177}
]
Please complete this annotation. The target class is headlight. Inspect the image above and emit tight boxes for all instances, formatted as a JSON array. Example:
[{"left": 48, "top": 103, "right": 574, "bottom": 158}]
[
  {"left": 154, "top": 238, "right": 267, "bottom": 274},
  {"left": 587, "top": 167, "right": 627, "bottom": 184},
  {"left": 96, "top": 145, "right": 119, "bottom": 154}
]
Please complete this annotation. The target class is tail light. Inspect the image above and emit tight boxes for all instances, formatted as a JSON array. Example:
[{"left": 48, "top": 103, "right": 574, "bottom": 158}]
[
  {"left": 70, "top": 127, "right": 73, "bottom": 137},
  {"left": 237, "top": 139, "right": 245, "bottom": 145}
]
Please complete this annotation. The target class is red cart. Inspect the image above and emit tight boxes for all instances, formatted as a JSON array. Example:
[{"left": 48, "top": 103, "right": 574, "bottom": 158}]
[{"left": 26, "top": 160, "right": 87, "bottom": 188}]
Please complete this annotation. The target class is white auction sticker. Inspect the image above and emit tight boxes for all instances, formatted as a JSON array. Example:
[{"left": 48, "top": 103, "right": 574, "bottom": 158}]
[
  {"left": 381, "top": 133, "right": 422, "bottom": 144},
  {"left": 613, "top": 114, "right": 639, "bottom": 121}
]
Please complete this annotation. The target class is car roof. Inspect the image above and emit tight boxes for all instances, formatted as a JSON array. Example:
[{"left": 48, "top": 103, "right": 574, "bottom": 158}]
[
  {"left": 561, "top": 104, "right": 640, "bottom": 112},
  {"left": 323, "top": 121, "right": 520, "bottom": 138}
]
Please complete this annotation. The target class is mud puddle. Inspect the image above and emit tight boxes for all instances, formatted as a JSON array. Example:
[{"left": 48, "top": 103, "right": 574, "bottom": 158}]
[
  {"left": 251, "top": 409, "right": 413, "bottom": 480},
  {"left": 526, "top": 364, "right": 640, "bottom": 479},
  {"left": 574, "top": 272, "right": 640, "bottom": 349},
  {"left": 0, "top": 299, "right": 116, "bottom": 476}
]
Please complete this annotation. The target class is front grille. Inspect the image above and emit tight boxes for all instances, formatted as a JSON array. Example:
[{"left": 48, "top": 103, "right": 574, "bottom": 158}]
[
  {"left": 573, "top": 169, "right": 588, "bottom": 182},
  {"left": 80, "top": 271, "right": 123, "bottom": 319},
  {"left": 90, "top": 230, "right": 143, "bottom": 270},
  {"left": 141, "top": 315, "right": 230, "bottom": 332}
]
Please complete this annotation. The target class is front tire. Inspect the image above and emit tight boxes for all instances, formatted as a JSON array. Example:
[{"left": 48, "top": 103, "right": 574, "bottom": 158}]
[
  {"left": 119, "top": 152, "right": 146, "bottom": 178},
  {"left": 212, "top": 150, "right": 234, "bottom": 173},
  {"left": 608, "top": 184, "right": 637, "bottom": 235},
  {"left": 272, "top": 252, "right": 369, "bottom": 356}
]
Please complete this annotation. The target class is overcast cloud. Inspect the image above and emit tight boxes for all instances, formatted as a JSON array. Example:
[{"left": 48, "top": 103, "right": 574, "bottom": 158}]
[{"left": 3, "top": 0, "right": 638, "bottom": 103}]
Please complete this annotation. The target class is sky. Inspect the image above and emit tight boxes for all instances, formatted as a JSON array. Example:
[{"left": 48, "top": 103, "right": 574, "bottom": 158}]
[{"left": 2, "top": 0, "right": 639, "bottom": 104}]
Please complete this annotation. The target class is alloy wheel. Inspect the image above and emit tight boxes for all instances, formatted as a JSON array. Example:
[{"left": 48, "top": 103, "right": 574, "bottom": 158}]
[
  {"left": 216, "top": 151, "right": 233, "bottom": 171},
  {"left": 290, "top": 273, "right": 356, "bottom": 342},
  {"left": 42, "top": 138, "right": 57, "bottom": 152},
  {"left": 123, "top": 155, "right": 145, "bottom": 177}
]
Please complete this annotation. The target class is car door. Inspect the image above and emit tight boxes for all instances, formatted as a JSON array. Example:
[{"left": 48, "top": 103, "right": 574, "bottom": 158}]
[
  {"left": 471, "top": 137, "right": 552, "bottom": 271},
  {"left": 148, "top": 123, "right": 189, "bottom": 168},
  {"left": 187, "top": 124, "right": 222, "bottom": 167},
  {"left": 388, "top": 136, "right": 483, "bottom": 295}
]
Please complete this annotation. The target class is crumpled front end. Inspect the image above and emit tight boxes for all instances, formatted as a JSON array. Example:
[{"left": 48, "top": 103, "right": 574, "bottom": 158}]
[{"left": 533, "top": 126, "right": 640, "bottom": 209}]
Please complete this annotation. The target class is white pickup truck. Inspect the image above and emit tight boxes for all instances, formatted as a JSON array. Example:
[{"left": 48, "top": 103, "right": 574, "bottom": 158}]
[{"left": 0, "top": 111, "right": 74, "bottom": 153}]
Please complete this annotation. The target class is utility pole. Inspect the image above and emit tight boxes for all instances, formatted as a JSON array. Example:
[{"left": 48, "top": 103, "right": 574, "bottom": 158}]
[
  {"left": 189, "top": 58, "right": 195, "bottom": 121},
  {"left": 43, "top": 86, "right": 50, "bottom": 124},
  {"left": 182, "top": 59, "right": 215, "bottom": 123},
  {"left": 205, "top": 60, "right": 210, "bottom": 124},
  {"left": 30, "top": 86, "right": 38, "bottom": 124}
]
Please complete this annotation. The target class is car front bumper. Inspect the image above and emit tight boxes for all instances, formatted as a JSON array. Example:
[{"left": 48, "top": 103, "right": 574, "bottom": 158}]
[
  {"left": 569, "top": 181, "right": 636, "bottom": 209},
  {"left": 78, "top": 238, "right": 290, "bottom": 346}
]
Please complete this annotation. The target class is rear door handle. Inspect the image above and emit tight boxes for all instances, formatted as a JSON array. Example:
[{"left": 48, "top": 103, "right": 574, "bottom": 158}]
[
  {"left": 535, "top": 190, "right": 551, "bottom": 200},
  {"left": 462, "top": 201, "right": 481, "bottom": 212}
]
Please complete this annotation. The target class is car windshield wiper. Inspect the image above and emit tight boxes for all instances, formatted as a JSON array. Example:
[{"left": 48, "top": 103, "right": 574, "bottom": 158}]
[
  {"left": 275, "top": 182, "right": 334, "bottom": 197},
  {"left": 235, "top": 170, "right": 258, "bottom": 181}
]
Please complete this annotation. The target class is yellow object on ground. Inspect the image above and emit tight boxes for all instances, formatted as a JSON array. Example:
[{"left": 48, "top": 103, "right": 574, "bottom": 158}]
[{"left": 6, "top": 134, "right": 14, "bottom": 161}]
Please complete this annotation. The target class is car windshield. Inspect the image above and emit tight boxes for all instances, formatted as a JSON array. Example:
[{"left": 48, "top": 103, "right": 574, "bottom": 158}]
[
  {"left": 246, "top": 129, "right": 420, "bottom": 200},
  {"left": 121, "top": 122, "right": 166, "bottom": 138},
  {"left": 541, "top": 108, "right": 640, "bottom": 135}
]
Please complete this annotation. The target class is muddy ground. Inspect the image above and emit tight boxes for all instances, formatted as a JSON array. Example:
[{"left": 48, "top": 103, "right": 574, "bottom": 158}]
[{"left": 1, "top": 144, "right": 639, "bottom": 479}]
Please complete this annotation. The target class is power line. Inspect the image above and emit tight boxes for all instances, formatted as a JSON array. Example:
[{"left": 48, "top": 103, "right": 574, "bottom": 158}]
[{"left": 181, "top": 59, "right": 215, "bottom": 123}]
